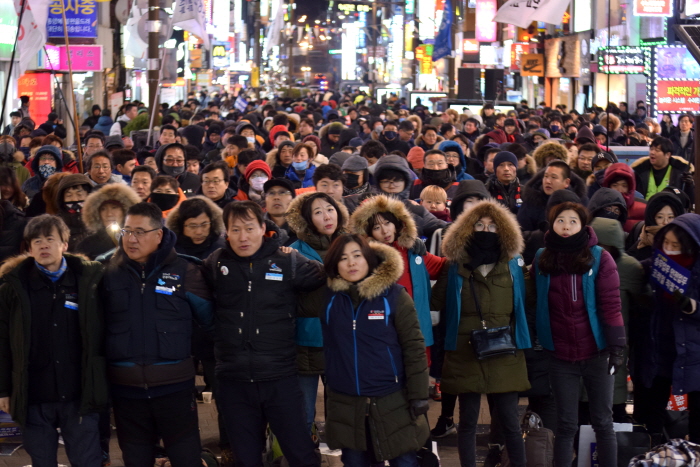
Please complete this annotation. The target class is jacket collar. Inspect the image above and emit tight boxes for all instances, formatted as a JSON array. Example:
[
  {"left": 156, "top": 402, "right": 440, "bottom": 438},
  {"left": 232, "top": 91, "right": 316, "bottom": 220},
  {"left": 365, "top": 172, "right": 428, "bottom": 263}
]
[{"left": 327, "top": 242, "right": 403, "bottom": 300}]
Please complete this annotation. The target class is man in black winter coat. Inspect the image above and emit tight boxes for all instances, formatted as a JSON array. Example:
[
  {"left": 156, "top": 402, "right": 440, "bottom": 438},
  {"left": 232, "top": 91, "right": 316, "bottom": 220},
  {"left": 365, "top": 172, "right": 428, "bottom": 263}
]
[{"left": 203, "top": 201, "right": 325, "bottom": 467}]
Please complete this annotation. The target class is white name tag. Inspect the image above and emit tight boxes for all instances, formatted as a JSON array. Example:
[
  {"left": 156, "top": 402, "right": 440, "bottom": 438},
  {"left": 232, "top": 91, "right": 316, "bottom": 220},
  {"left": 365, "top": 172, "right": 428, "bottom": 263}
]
[
  {"left": 155, "top": 286, "right": 173, "bottom": 295},
  {"left": 265, "top": 273, "right": 283, "bottom": 281}
]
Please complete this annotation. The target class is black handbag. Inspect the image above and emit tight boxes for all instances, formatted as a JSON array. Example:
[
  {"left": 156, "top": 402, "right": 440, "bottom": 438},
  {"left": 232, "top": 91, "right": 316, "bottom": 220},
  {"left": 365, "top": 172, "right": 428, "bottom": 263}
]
[{"left": 468, "top": 275, "right": 517, "bottom": 360}]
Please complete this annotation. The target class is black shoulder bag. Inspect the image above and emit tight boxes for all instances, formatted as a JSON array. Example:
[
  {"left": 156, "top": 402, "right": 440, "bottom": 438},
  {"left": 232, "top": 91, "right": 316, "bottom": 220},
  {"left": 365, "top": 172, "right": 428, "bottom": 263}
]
[{"left": 468, "top": 275, "right": 517, "bottom": 360}]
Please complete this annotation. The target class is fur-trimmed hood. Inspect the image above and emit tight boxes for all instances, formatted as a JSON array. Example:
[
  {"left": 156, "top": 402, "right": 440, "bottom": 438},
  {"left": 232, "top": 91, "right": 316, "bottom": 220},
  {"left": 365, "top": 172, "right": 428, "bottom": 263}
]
[
  {"left": 81, "top": 183, "right": 141, "bottom": 233},
  {"left": 348, "top": 195, "right": 417, "bottom": 249},
  {"left": 600, "top": 113, "right": 621, "bottom": 132},
  {"left": 522, "top": 154, "right": 537, "bottom": 175},
  {"left": 318, "top": 122, "right": 348, "bottom": 142},
  {"left": 327, "top": 241, "right": 404, "bottom": 300},
  {"left": 414, "top": 134, "right": 445, "bottom": 148},
  {"left": 0, "top": 252, "right": 91, "bottom": 279},
  {"left": 533, "top": 141, "right": 569, "bottom": 169},
  {"left": 285, "top": 191, "right": 350, "bottom": 243},
  {"left": 165, "top": 195, "right": 225, "bottom": 237},
  {"left": 441, "top": 200, "right": 524, "bottom": 265}
]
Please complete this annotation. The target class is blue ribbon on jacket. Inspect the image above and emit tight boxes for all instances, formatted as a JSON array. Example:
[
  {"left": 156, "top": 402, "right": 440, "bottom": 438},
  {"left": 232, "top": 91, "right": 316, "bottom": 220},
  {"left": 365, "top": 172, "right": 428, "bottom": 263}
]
[
  {"left": 444, "top": 256, "right": 531, "bottom": 351},
  {"left": 533, "top": 245, "right": 606, "bottom": 351},
  {"left": 290, "top": 239, "right": 324, "bottom": 347},
  {"left": 407, "top": 250, "right": 434, "bottom": 346}
]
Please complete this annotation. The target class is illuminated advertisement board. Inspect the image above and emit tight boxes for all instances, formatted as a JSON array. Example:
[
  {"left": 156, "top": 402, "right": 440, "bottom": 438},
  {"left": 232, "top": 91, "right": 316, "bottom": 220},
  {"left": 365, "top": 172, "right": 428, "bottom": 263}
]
[{"left": 597, "top": 46, "right": 651, "bottom": 74}]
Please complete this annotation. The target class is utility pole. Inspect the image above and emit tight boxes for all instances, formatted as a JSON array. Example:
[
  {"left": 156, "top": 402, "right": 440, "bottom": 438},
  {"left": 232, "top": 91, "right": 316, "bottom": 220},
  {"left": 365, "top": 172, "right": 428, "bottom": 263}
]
[
  {"left": 289, "top": 4, "right": 295, "bottom": 85},
  {"left": 447, "top": 0, "right": 456, "bottom": 99},
  {"left": 147, "top": 0, "right": 159, "bottom": 123}
]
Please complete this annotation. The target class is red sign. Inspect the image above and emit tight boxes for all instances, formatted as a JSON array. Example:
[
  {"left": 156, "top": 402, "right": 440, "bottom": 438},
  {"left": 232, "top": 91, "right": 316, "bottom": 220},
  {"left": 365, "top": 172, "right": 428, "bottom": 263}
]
[
  {"left": 59, "top": 45, "right": 103, "bottom": 72},
  {"left": 510, "top": 42, "right": 527, "bottom": 71},
  {"left": 462, "top": 39, "right": 479, "bottom": 54},
  {"left": 656, "top": 80, "right": 700, "bottom": 112},
  {"left": 634, "top": 0, "right": 673, "bottom": 16},
  {"left": 17, "top": 74, "right": 52, "bottom": 126},
  {"left": 475, "top": 0, "right": 497, "bottom": 42}
]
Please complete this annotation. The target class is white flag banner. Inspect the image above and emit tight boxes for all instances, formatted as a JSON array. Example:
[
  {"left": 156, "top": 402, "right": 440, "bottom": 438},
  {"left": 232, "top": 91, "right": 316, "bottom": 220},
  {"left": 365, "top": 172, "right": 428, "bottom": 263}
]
[
  {"left": 14, "top": 0, "right": 51, "bottom": 75},
  {"left": 263, "top": 0, "right": 284, "bottom": 56},
  {"left": 172, "top": 0, "right": 210, "bottom": 50},
  {"left": 124, "top": 1, "right": 147, "bottom": 59},
  {"left": 493, "top": 0, "right": 570, "bottom": 29}
]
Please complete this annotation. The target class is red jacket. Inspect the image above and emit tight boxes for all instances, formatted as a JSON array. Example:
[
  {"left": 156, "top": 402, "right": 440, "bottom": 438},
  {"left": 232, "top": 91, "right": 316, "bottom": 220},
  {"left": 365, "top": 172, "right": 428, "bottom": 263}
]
[
  {"left": 602, "top": 163, "right": 647, "bottom": 232},
  {"left": 394, "top": 242, "right": 445, "bottom": 298},
  {"left": 533, "top": 227, "right": 624, "bottom": 362}
]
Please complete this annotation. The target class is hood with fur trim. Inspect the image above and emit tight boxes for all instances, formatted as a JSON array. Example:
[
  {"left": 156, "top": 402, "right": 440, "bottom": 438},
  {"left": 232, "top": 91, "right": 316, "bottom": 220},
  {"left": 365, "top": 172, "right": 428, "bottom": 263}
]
[
  {"left": 600, "top": 113, "right": 621, "bottom": 132},
  {"left": 522, "top": 154, "right": 537, "bottom": 175},
  {"left": 318, "top": 121, "right": 348, "bottom": 142},
  {"left": 81, "top": 183, "right": 141, "bottom": 232},
  {"left": 165, "top": 195, "right": 225, "bottom": 237},
  {"left": 414, "top": 134, "right": 445, "bottom": 148},
  {"left": 0, "top": 252, "right": 91, "bottom": 279},
  {"left": 327, "top": 241, "right": 404, "bottom": 300},
  {"left": 533, "top": 141, "right": 569, "bottom": 169},
  {"left": 285, "top": 191, "right": 350, "bottom": 243},
  {"left": 441, "top": 200, "right": 524, "bottom": 264},
  {"left": 630, "top": 155, "right": 695, "bottom": 174},
  {"left": 348, "top": 195, "right": 417, "bottom": 249}
]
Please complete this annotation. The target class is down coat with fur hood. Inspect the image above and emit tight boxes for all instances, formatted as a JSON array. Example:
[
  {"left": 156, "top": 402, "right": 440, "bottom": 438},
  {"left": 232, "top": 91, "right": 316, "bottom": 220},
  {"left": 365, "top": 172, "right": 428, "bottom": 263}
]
[
  {"left": 432, "top": 200, "right": 531, "bottom": 395},
  {"left": 165, "top": 196, "right": 226, "bottom": 260},
  {"left": 349, "top": 195, "right": 446, "bottom": 346},
  {"left": 75, "top": 183, "right": 141, "bottom": 259},
  {"left": 631, "top": 155, "right": 694, "bottom": 204},
  {"left": 300, "top": 242, "right": 429, "bottom": 461},
  {"left": 533, "top": 141, "right": 569, "bottom": 170},
  {"left": 285, "top": 192, "right": 350, "bottom": 374}
]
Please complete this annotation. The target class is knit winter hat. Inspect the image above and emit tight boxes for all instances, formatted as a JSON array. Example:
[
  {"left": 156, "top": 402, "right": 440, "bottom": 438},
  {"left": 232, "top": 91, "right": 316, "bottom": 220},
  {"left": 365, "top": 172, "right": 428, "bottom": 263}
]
[
  {"left": 407, "top": 146, "right": 426, "bottom": 170},
  {"left": 244, "top": 160, "right": 272, "bottom": 181},
  {"left": 492, "top": 151, "right": 518, "bottom": 170}
]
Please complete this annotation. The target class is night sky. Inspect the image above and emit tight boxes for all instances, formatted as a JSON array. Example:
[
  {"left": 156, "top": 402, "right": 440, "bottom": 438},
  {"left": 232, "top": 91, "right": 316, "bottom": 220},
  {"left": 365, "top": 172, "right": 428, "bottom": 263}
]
[{"left": 295, "top": 0, "right": 330, "bottom": 22}]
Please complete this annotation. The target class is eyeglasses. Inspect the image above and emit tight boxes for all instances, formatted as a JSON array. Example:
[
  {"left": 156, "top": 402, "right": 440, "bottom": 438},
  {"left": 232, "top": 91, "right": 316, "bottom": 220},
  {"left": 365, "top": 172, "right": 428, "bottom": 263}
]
[
  {"left": 266, "top": 190, "right": 292, "bottom": 197},
  {"left": 120, "top": 228, "right": 160, "bottom": 238},
  {"left": 202, "top": 179, "right": 224, "bottom": 185},
  {"left": 92, "top": 164, "right": 111, "bottom": 170},
  {"left": 184, "top": 222, "right": 211, "bottom": 230},
  {"left": 424, "top": 161, "right": 448, "bottom": 169},
  {"left": 474, "top": 222, "right": 498, "bottom": 233},
  {"left": 86, "top": 144, "right": 103, "bottom": 149},
  {"left": 164, "top": 158, "right": 185, "bottom": 164}
]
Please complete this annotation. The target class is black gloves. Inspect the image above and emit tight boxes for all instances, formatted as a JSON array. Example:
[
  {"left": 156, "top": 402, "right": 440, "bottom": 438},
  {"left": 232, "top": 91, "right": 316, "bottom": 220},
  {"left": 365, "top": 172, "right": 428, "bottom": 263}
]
[
  {"left": 681, "top": 172, "right": 694, "bottom": 187},
  {"left": 608, "top": 346, "right": 625, "bottom": 376},
  {"left": 673, "top": 289, "right": 694, "bottom": 313},
  {"left": 409, "top": 399, "right": 430, "bottom": 420}
]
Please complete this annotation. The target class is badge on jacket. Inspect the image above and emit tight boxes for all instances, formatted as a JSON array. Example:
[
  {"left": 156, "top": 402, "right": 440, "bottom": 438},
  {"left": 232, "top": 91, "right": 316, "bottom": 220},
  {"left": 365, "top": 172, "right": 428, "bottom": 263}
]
[{"left": 368, "top": 310, "right": 385, "bottom": 320}]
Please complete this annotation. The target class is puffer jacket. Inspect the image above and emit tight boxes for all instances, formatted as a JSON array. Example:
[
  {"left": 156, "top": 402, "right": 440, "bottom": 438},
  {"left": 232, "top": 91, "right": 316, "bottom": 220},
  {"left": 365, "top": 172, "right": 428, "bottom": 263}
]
[
  {"left": 165, "top": 195, "right": 227, "bottom": 261},
  {"left": 631, "top": 155, "right": 694, "bottom": 203},
  {"left": 431, "top": 200, "right": 532, "bottom": 395},
  {"left": 21, "top": 146, "right": 64, "bottom": 199},
  {"left": 203, "top": 221, "right": 326, "bottom": 382},
  {"left": 286, "top": 192, "right": 350, "bottom": 375},
  {"left": 438, "top": 140, "right": 475, "bottom": 181},
  {"left": 591, "top": 218, "right": 649, "bottom": 404},
  {"left": 349, "top": 195, "right": 446, "bottom": 346},
  {"left": 154, "top": 143, "right": 201, "bottom": 197},
  {"left": 0, "top": 254, "right": 108, "bottom": 427},
  {"left": 0, "top": 201, "right": 26, "bottom": 265},
  {"left": 532, "top": 226, "right": 626, "bottom": 362},
  {"left": 587, "top": 187, "right": 629, "bottom": 226},
  {"left": 485, "top": 175, "right": 523, "bottom": 215},
  {"left": 299, "top": 242, "right": 429, "bottom": 461}
]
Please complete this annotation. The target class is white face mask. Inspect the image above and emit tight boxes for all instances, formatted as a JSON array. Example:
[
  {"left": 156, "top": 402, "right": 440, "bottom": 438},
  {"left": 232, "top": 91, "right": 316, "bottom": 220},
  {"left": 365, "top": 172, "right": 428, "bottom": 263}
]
[
  {"left": 664, "top": 249, "right": 682, "bottom": 256},
  {"left": 250, "top": 176, "right": 268, "bottom": 192},
  {"left": 246, "top": 136, "right": 255, "bottom": 144}
]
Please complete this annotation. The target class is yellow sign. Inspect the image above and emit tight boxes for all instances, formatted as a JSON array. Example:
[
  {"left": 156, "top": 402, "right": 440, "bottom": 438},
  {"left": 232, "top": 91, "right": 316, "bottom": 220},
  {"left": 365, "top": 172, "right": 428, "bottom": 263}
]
[
  {"left": 251, "top": 67, "right": 260, "bottom": 88},
  {"left": 415, "top": 45, "right": 434, "bottom": 75},
  {"left": 520, "top": 54, "right": 544, "bottom": 77},
  {"left": 212, "top": 45, "right": 227, "bottom": 57},
  {"left": 338, "top": 3, "right": 371, "bottom": 13}
]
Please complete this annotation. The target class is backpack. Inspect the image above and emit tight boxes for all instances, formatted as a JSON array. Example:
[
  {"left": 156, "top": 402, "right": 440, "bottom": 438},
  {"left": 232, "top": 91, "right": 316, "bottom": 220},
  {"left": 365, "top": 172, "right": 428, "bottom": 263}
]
[{"left": 501, "top": 411, "right": 554, "bottom": 467}]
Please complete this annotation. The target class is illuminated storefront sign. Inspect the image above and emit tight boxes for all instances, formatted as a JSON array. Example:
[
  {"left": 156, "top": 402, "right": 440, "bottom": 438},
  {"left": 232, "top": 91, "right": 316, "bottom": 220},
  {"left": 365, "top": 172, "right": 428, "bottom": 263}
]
[
  {"left": 17, "top": 74, "right": 52, "bottom": 125},
  {"left": 597, "top": 46, "right": 651, "bottom": 74},
  {"left": 47, "top": 0, "right": 97, "bottom": 38},
  {"left": 510, "top": 42, "right": 527, "bottom": 71},
  {"left": 520, "top": 54, "right": 544, "bottom": 76},
  {"left": 633, "top": 0, "right": 673, "bottom": 16},
  {"left": 655, "top": 80, "right": 700, "bottom": 112},
  {"left": 415, "top": 44, "right": 434, "bottom": 74},
  {"left": 475, "top": 0, "right": 497, "bottom": 42},
  {"left": 462, "top": 39, "right": 479, "bottom": 54},
  {"left": 338, "top": 3, "right": 371, "bottom": 13}
]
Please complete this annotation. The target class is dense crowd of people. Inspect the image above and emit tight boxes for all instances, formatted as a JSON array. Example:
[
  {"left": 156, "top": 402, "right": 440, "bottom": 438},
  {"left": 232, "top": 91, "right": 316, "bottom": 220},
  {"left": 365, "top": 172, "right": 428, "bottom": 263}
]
[{"left": 0, "top": 90, "right": 699, "bottom": 467}]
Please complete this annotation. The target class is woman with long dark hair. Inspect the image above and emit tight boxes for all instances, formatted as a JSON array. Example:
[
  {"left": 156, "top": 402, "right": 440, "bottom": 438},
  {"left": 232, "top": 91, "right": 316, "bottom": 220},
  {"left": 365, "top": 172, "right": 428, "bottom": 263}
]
[
  {"left": 0, "top": 166, "right": 28, "bottom": 210},
  {"left": 533, "top": 201, "right": 625, "bottom": 467}
]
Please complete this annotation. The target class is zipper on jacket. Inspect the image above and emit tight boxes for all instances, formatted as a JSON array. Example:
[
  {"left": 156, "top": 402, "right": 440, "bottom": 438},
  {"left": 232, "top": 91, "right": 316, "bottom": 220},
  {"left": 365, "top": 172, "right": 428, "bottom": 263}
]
[
  {"left": 351, "top": 298, "right": 367, "bottom": 396},
  {"left": 386, "top": 347, "right": 398, "bottom": 383},
  {"left": 571, "top": 274, "right": 577, "bottom": 302},
  {"left": 141, "top": 266, "right": 146, "bottom": 294},
  {"left": 249, "top": 262, "right": 254, "bottom": 382}
]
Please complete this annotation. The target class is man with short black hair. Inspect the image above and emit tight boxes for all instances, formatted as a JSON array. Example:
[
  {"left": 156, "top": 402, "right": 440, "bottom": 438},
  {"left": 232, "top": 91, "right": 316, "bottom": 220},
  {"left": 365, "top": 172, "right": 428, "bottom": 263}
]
[
  {"left": 130, "top": 165, "right": 157, "bottom": 200},
  {"left": 110, "top": 104, "right": 138, "bottom": 136},
  {"left": 440, "top": 123, "right": 456, "bottom": 140},
  {"left": 159, "top": 125, "right": 178, "bottom": 147},
  {"left": 101, "top": 202, "right": 213, "bottom": 466},
  {"left": 463, "top": 118, "right": 480, "bottom": 142},
  {"left": 410, "top": 149, "right": 458, "bottom": 198},
  {"left": 312, "top": 163, "right": 345, "bottom": 202},
  {"left": 154, "top": 142, "right": 201, "bottom": 197},
  {"left": 112, "top": 149, "right": 137, "bottom": 184},
  {"left": 263, "top": 178, "right": 297, "bottom": 245},
  {"left": 574, "top": 142, "right": 599, "bottom": 180},
  {"left": 359, "top": 140, "right": 386, "bottom": 173},
  {"left": 3, "top": 111, "right": 21, "bottom": 135},
  {"left": 398, "top": 120, "right": 416, "bottom": 147},
  {"left": 633, "top": 136, "right": 694, "bottom": 201},
  {"left": 203, "top": 201, "right": 324, "bottom": 467},
  {"left": 379, "top": 121, "right": 412, "bottom": 155},
  {"left": 86, "top": 151, "right": 124, "bottom": 187},
  {"left": 0, "top": 214, "right": 107, "bottom": 467},
  {"left": 200, "top": 161, "right": 236, "bottom": 209},
  {"left": 84, "top": 133, "right": 105, "bottom": 157},
  {"left": 670, "top": 113, "right": 694, "bottom": 161}
]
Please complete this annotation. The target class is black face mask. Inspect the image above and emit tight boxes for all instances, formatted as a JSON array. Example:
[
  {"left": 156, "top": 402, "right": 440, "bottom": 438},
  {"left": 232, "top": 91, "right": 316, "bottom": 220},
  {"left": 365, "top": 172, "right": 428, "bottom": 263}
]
[
  {"left": 596, "top": 209, "right": 619, "bottom": 220},
  {"left": 150, "top": 192, "right": 180, "bottom": 211},
  {"left": 465, "top": 231, "right": 501, "bottom": 270},
  {"left": 63, "top": 201, "right": 84, "bottom": 215},
  {"left": 345, "top": 173, "right": 361, "bottom": 188},
  {"left": 421, "top": 167, "right": 455, "bottom": 187}
]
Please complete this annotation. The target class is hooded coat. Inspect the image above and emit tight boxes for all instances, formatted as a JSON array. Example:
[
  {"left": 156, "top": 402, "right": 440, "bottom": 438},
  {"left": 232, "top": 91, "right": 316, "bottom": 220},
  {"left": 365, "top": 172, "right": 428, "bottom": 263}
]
[
  {"left": 627, "top": 191, "right": 687, "bottom": 262},
  {"left": 590, "top": 217, "right": 649, "bottom": 404},
  {"left": 55, "top": 174, "right": 93, "bottom": 251},
  {"left": 319, "top": 122, "right": 347, "bottom": 157},
  {"left": 349, "top": 195, "right": 446, "bottom": 347},
  {"left": 154, "top": 143, "right": 201, "bottom": 197},
  {"left": 344, "top": 156, "right": 447, "bottom": 241},
  {"left": 285, "top": 192, "right": 350, "bottom": 375},
  {"left": 602, "top": 163, "right": 647, "bottom": 232},
  {"left": 21, "top": 145, "right": 64, "bottom": 199},
  {"left": 414, "top": 134, "right": 445, "bottom": 152},
  {"left": 431, "top": 200, "right": 531, "bottom": 395},
  {"left": 636, "top": 214, "right": 700, "bottom": 395},
  {"left": 517, "top": 168, "right": 588, "bottom": 232},
  {"left": 587, "top": 187, "right": 629, "bottom": 227},
  {"left": 438, "top": 140, "right": 476, "bottom": 182},
  {"left": 0, "top": 253, "right": 108, "bottom": 427},
  {"left": 533, "top": 141, "right": 569, "bottom": 170},
  {"left": 165, "top": 195, "right": 226, "bottom": 260},
  {"left": 75, "top": 183, "right": 141, "bottom": 260},
  {"left": 299, "top": 242, "right": 429, "bottom": 461},
  {"left": 449, "top": 180, "right": 491, "bottom": 220},
  {"left": 631, "top": 155, "right": 694, "bottom": 203},
  {"left": 92, "top": 116, "right": 114, "bottom": 135}
]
